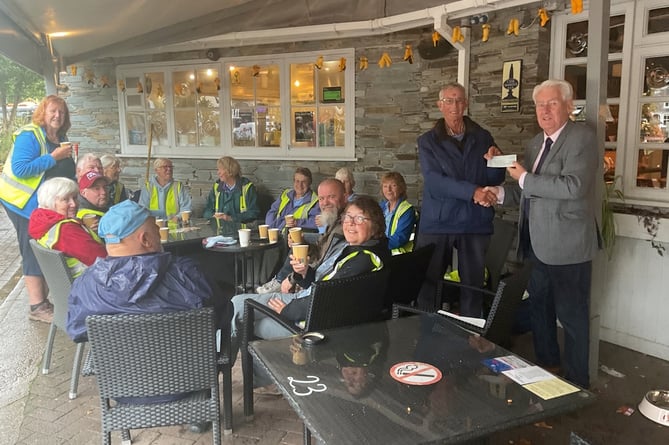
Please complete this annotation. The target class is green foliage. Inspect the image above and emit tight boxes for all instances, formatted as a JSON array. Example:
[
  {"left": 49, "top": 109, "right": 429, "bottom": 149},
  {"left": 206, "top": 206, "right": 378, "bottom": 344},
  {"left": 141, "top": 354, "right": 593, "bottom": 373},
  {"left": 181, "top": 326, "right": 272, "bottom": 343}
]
[
  {"left": 601, "top": 176, "right": 624, "bottom": 260},
  {"left": 0, "top": 56, "right": 45, "bottom": 164}
]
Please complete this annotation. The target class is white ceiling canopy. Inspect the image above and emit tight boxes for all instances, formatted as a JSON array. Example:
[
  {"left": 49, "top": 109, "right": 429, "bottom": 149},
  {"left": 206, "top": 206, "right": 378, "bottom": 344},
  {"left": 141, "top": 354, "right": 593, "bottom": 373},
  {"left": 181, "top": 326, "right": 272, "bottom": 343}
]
[{"left": 0, "top": 0, "right": 537, "bottom": 73}]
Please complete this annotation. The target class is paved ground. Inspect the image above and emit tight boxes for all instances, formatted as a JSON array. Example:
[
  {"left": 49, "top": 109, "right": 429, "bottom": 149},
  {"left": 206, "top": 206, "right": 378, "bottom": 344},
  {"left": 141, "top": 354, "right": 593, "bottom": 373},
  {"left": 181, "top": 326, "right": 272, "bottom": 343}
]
[{"left": 1, "top": 205, "right": 669, "bottom": 444}]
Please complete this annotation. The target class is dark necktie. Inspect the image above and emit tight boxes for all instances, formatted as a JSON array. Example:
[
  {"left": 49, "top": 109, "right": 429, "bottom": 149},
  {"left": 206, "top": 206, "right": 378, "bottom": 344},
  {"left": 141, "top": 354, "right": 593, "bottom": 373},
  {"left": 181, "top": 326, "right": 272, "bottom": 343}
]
[{"left": 534, "top": 137, "right": 553, "bottom": 174}]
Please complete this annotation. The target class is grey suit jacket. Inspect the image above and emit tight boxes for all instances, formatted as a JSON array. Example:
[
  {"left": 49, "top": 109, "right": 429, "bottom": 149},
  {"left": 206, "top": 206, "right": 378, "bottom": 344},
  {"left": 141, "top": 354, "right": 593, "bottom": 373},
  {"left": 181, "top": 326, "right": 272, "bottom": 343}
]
[{"left": 504, "top": 120, "right": 601, "bottom": 265}]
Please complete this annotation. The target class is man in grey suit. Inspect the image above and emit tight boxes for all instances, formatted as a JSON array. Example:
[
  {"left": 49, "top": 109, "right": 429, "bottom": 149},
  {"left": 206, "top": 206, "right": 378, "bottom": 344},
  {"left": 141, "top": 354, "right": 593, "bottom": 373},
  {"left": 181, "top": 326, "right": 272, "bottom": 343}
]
[{"left": 488, "top": 79, "right": 600, "bottom": 388}]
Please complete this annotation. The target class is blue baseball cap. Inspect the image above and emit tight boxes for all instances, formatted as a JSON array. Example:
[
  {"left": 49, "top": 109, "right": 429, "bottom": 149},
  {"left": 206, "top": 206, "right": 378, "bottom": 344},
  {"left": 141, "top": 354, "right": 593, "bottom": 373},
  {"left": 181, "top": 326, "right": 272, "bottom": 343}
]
[{"left": 98, "top": 200, "right": 151, "bottom": 244}]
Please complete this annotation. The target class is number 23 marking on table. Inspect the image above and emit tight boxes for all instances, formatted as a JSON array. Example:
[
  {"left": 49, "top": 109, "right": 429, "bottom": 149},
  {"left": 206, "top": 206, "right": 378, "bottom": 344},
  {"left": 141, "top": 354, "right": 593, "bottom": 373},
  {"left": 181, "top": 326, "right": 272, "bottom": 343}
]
[{"left": 287, "top": 376, "right": 327, "bottom": 396}]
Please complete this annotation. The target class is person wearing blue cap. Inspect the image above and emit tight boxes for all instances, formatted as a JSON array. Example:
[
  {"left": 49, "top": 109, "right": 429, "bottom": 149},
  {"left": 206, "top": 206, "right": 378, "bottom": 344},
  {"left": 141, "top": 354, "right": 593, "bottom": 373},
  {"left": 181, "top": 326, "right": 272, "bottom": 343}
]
[{"left": 66, "top": 200, "right": 231, "bottom": 431}]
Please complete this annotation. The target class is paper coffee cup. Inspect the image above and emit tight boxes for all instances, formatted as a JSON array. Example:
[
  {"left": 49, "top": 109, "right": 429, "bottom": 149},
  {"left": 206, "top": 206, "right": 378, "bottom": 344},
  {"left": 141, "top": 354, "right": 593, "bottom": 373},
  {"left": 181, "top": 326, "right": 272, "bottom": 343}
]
[
  {"left": 289, "top": 227, "right": 303, "bottom": 244},
  {"left": 292, "top": 244, "right": 309, "bottom": 264},
  {"left": 268, "top": 228, "right": 280, "bottom": 244},
  {"left": 155, "top": 218, "right": 166, "bottom": 228},
  {"left": 258, "top": 224, "right": 269, "bottom": 239},
  {"left": 238, "top": 228, "right": 251, "bottom": 247},
  {"left": 181, "top": 210, "right": 191, "bottom": 224},
  {"left": 159, "top": 227, "right": 169, "bottom": 242},
  {"left": 60, "top": 142, "right": 72, "bottom": 149},
  {"left": 82, "top": 214, "right": 97, "bottom": 229},
  {"left": 285, "top": 214, "right": 295, "bottom": 226}
]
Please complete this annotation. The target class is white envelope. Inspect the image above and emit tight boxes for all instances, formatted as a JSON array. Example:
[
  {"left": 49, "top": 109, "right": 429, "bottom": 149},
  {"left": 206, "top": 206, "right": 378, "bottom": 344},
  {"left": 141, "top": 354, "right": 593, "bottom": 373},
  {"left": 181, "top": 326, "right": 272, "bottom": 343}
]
[{"left": 487, "top": 154, "right": 517, "bottom": 168}]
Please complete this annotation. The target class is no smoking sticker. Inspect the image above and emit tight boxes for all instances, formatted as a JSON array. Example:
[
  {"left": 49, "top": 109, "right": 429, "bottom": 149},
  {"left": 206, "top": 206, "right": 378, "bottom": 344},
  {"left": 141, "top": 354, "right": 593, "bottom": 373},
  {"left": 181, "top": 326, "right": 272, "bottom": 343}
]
[{"left": 390, "top": 361, "right": 442, "bottom": 386}]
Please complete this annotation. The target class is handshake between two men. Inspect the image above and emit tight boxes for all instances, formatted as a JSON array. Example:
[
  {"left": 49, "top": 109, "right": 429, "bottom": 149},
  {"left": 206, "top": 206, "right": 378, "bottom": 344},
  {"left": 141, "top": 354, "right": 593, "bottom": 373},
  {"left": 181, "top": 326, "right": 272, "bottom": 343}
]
[{"left": 474, "top": 145, "right": 527, "bottom": 208}]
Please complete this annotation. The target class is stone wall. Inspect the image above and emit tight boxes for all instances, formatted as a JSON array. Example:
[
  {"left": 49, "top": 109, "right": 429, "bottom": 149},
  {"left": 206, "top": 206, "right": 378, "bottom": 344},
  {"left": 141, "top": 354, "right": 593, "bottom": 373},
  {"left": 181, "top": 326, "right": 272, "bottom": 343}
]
[{"left": 63, "top": 16, "right": 550, "bottom": 217}]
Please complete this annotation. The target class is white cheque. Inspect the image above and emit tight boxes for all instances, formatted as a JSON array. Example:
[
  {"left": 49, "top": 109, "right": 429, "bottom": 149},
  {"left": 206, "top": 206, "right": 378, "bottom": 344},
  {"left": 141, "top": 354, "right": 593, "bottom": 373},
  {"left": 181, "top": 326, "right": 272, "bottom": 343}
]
[{"left": 487, "top": 154, "right": 517, "bottom": 168}]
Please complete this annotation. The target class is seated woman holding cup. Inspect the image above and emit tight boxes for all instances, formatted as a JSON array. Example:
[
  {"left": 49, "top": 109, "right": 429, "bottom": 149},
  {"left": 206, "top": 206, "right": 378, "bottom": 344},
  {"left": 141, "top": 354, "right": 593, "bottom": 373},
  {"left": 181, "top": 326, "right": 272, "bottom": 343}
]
[
  {"left": 230, "top": 195, "right": 390, "bottom": 386},
  {"left": 28, "top": 177, "right": 107, "bottom": 278},
  {"left": 265, "top": 167, "right": 320, "bottom": 232}
]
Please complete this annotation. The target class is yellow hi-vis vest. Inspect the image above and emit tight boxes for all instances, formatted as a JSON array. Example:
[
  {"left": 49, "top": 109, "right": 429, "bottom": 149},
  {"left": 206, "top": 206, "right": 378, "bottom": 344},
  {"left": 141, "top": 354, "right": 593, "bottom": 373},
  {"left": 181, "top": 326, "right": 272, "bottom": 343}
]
[
  {"left": 277, "top": 189, "right": 319, "bottom": 228},
  {"left": 214, "top": 182, "right": 253, "bottom": 229},
  {"left": 389, "top": 200, "right": 415, "bottom": 255},
  {"left": 147, "top": 180, "right": 181, "bottom": 217},
  {"left": 38, "top": 219, "right": 100, "bottom": 278},
  {"left": 110, "top": 181, "right": 125, "bottom": 205},
  {"left": 322, "top": 250, "right": 383, "bottom": 281},
  {"left": 0, "top": 124, "right": 48, "bottom": 209},
  {"left": 76, "top": 208, "right": 106, "bottom": 219}
]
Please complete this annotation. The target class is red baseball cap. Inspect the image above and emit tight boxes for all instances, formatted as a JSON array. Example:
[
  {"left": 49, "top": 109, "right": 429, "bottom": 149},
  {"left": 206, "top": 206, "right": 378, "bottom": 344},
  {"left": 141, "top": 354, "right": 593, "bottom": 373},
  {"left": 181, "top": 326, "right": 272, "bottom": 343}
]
[{"left": 79, "top": 170, "right": 109, "bottom": 191}]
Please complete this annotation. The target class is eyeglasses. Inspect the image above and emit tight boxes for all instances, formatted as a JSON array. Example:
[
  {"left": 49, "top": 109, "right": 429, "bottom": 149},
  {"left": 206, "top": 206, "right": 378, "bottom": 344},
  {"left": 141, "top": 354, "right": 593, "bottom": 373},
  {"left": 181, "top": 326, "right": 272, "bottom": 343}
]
[
  {"left": 159, "top": 165, "right": 173, "bottom": 170},
  {"left": 535, "top": 100, "right": 561, "bottom": 109},
  {"left": 439, "top": 98, "right": 466, "bottom": 105},
  {"left": 341, "top": 214, "right": 370, "bottom": 225}
]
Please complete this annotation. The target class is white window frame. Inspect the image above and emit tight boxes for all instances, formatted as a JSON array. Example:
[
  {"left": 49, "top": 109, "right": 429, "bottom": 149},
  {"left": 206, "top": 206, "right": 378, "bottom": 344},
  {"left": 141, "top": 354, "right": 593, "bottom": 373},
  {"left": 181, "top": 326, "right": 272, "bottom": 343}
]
[
  {"left": 550, "top": 1, "right": 669, "bottom": 206},
  {"left": 117, "top": 48, "right": 355, "bottom": 161}
]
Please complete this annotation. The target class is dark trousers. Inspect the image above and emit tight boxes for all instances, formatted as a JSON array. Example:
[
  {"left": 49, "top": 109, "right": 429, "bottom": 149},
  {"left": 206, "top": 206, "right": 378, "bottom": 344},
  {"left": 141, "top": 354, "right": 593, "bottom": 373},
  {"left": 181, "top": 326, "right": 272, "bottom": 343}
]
[
  {"left": 527, "top": 249, "right": 592, "bottom": 388},
  {"left": 416, "top": 233, "right": 490, "bottom": 317}
]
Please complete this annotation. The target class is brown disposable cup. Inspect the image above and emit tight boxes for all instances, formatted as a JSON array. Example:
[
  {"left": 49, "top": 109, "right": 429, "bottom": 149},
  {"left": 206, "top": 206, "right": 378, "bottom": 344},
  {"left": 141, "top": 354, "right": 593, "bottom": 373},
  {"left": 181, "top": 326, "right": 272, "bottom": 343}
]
[
  {"left": 181, "top": 210, "right": 191, "bottom": 224},
  {"left": 285, "top": 214, "right": 295, "bottom": 225},
  {"left": 60, "top": 142, "right": 72, "bottom": 149},
  {"left": 155, "top": 218, "right": 166, "bottom": 228},
  {"left": 292, "top": 244, "right": 309, "bottom": 265},
  {"left": 159, "top": 227, "right": 169, "bottom": 242},
  {"left": 258, "top": 224, "right": 269, "bottom": 239},
  {"left": 289, "top": 227, "right": 303, "bottom": 244},
  {"left": 82, "top": 214, "right": 97, "bottom": 229},
  {"left": 268, "top": 228, "right": 280, "bottom": 244}
]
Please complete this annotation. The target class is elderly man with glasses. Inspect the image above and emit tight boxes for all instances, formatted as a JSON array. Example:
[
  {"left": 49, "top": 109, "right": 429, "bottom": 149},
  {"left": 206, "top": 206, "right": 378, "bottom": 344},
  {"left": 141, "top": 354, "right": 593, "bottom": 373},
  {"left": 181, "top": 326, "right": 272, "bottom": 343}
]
[
  {"left": 414, "top": 82, "right": 505, "bottom": 318},
  {"left": 139, "top": 158, "right": 192, "bottom": 221}
]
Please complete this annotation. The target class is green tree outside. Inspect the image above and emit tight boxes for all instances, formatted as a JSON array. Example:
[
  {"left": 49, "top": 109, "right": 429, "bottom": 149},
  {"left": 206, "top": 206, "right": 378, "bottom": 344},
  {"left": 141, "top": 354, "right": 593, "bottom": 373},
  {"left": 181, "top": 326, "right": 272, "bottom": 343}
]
[{"left": 0, "top": 55, "right": 46, "bottom": 165}]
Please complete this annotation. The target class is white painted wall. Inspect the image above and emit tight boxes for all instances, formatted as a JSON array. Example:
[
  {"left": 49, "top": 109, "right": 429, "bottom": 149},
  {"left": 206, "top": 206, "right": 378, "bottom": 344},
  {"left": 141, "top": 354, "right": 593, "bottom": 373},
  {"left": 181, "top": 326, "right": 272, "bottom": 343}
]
[{"left": 599, "top": 213, "right": 669, "bottom": 360}]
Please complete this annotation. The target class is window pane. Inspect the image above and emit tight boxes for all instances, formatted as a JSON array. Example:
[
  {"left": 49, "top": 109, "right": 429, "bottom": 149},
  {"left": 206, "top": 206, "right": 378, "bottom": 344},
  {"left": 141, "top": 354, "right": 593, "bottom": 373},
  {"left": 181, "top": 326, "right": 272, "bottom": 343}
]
[
  {"left": 648, "top": 7, "right": 669, "bottom": 35},
  {"left": 643, "top": 56, "right": 669, "bottom": 96},
  {"left": 173, "top": 70, "right": 197, "bottom": 146},
  {"left": 146, "top": 72, "right": 167, "bottom": 145},
  {"left": 565, "top": 16, "right": 625, "bottom": 59},
  {"left": 640, "top": 101, "right": 669, "bottom": 143},
  {"left": 196, "top": 68, "right": 220, "bottom": 147},
  {"left": 565, "top": 62, "right": 622, "bottom": 99},
  {"left": 230, "top": 64, "right": 280, "bottom": 147},
  {"left": 637, "top": 149, "right": 668, "bottom": 189},
  {"left": 126, "top": 112, "right": 146, "bottom": 145},
  {"left": 291, "top": 63, "right": 315, "bottom": 104}
]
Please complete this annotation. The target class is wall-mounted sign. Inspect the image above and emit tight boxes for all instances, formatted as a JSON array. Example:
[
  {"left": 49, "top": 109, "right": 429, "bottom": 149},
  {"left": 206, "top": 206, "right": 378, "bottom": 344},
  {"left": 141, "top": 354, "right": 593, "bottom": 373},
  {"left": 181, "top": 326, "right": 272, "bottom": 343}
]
[
  {"left": 322, "top": 86, "right": 343, "bottom": 103},
  {"left": 501, "top": 60, "right": 522, "bottom": 113}
]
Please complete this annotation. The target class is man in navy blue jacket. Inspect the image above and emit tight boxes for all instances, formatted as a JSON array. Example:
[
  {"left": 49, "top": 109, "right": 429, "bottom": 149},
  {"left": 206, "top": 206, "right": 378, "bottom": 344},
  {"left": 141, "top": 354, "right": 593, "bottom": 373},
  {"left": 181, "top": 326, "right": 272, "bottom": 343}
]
[{"left": 415, "top": 83, "right": 505, "bottom": 317}]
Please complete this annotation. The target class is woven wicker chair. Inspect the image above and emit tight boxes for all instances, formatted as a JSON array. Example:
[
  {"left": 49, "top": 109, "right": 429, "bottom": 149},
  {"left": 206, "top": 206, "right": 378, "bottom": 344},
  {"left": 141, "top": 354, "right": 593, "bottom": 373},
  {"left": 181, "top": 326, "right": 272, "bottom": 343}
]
[
  {"left": 86, "top": 307, "right": 222, "bottom": 445},
  {"left": 29, "top": 239, "right": 88, "bottom": 399},
  {"left": 394, "top": 263, "right": 531, "bottom": 347},
  {"left": 241, "top": 268, "right": 390, "bottom": 419},
  {"left": 382, "top": 243, "right": 435, "bottom": 313}
]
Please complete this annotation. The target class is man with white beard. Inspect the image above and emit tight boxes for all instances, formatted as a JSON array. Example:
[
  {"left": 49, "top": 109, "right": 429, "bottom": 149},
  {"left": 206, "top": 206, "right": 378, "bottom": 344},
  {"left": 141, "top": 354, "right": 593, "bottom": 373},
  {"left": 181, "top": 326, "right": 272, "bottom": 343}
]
[{"left": 256, "top": 178, "right": 347, "bottom": 293}]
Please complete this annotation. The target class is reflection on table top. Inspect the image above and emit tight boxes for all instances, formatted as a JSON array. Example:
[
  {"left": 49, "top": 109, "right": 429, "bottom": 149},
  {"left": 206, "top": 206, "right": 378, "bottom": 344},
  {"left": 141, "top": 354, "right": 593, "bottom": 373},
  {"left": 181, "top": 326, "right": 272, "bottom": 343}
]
[{"left": 250, "top": 314, "right": 595, "bottom": 445}]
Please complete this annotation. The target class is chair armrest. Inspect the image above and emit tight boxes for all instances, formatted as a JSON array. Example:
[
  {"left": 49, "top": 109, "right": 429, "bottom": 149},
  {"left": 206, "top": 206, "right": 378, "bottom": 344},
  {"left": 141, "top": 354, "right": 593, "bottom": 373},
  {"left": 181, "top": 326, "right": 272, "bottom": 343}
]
[
  {"left": 391, "top": 303, "right": 429, "bottom": 319},
  {"left": 243, "top": 299, "right": 301, "bottom": 336}
]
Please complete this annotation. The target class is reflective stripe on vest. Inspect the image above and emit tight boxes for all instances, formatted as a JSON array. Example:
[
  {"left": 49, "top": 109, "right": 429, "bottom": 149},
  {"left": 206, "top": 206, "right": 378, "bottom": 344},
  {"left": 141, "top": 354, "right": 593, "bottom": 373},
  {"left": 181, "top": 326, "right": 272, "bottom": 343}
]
[
  {"left": 322, "top": 249, "right": 383, "bottom": 281},
  {"left": 148, "top": 181, "right": 180, "bottom": 217},
  {"left": 390, "top": 200, "right": 414, "bottom": 255},
  {"left": 213, "top": 181, "right": 253, "bottom": 229},
  {"left": 38, "top": 219, "right": 96, "bottom": 278},
  {"left": 292, "top": 192, "right": 319, "bottom": 220},
  {"left": 76, "top": 208, "right": 105, "bottom": 220},
  {"left": 0, "top": 124, "right": 48, "bottom": 209}
]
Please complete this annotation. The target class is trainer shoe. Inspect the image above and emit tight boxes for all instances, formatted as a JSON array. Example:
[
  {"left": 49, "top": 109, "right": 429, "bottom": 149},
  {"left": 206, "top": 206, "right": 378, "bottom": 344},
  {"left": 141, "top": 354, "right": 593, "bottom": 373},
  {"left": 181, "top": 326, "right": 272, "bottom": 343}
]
[
  {"left": 256, "top": 277, "right": 281, "bottom": 294},
  {"left": 29, "top": 300, "right": 54, "bottom": 323}
]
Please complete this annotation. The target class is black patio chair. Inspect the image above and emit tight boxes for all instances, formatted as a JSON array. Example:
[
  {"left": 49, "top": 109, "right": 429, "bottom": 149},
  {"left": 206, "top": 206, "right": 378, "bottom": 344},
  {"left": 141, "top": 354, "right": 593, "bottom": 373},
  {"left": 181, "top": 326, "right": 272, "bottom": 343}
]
[
  {"left": 241, "top": 268, "right": 390, "bottom": 419},
  {"left": 28, "top": 239, "right": 88, "bottom": 399},
  {"left": 382, "top": 243, "right": 435, "bottom": 315},
  {"left": 86, "top": 307, "right": 222, "bottom": 445},
  {"left": 394, "top": 263, "right": 531, "bottom": 347}
]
